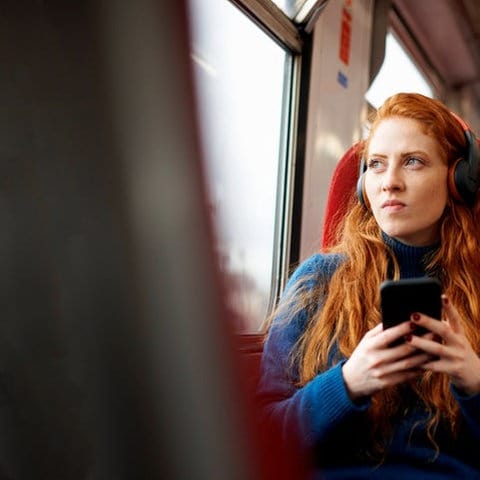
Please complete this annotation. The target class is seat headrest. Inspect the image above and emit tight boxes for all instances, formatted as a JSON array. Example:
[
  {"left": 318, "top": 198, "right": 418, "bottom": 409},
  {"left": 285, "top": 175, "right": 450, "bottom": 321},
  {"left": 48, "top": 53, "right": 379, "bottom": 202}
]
[{"left": 321, "top": 142, "right": 362, "bottom": 250}]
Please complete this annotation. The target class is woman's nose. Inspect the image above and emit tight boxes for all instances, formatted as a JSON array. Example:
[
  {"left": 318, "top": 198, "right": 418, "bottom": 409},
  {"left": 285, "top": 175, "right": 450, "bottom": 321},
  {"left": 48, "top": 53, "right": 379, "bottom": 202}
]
[{"left": 381, "top": 166, "right": 404, "bottom": 191}]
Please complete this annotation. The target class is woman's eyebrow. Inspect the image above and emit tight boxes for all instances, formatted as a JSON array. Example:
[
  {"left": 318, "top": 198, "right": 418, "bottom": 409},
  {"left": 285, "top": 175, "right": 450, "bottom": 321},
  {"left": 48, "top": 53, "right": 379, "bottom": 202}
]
[
  {"left": 401, "top": 150, "right": 428, "bottom": 156},
  {"left": 368, "top": 150, "right": 429, "bottom": 158}
]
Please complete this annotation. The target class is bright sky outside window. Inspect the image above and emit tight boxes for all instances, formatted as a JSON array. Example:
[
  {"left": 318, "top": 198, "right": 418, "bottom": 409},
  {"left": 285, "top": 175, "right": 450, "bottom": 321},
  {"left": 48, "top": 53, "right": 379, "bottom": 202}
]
[
  {"left": 188, "top": 0, "right": 290, "bottom": 332},
  {"left": 366, "top": 32, "right": 433, "bottom": 109}
]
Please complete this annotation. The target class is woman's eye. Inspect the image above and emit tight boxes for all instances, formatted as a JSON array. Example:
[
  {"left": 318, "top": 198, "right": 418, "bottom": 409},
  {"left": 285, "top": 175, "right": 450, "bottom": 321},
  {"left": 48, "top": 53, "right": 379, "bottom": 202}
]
[
  {"left": 405, "top": 156, "right": 423, "bottom": 167},
  {"left": 367, "top": 159, "right": 383, "bottom": 170}
]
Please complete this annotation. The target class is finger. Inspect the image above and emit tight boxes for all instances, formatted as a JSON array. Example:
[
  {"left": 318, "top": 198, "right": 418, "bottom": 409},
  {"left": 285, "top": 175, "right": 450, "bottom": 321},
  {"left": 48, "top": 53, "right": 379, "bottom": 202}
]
[
  {"left": 381, "top": 369, "right": 423, "bottom": 387},
  {"left": 419, "top": 358, "right": 450, "bottom": 374},
  {"left": 365, "top": 322, "right": 384, "bottom": 337},
  {"left": 441, "top": 295, "right": 464, "bottom": 334},
  {"left": 410, "top": 312, "right": 448, "bottom": 338},
  {"left": 407, "top": 333, "right": 446, "bottom": 357},
  {"left": 380, "top": 351, "right": 431, "bottom": 375},
  {"left": 416, "top": 329, "right": 443, "bottom": 346},
  {"left": 419, "top": 331, "right": 437, "bottom": 342},
  {"left": 374, "top": 320, "right": 415, "bottom": 348},
  {"left": 378, "top": 340, "right": 419, "bottom": 363}
]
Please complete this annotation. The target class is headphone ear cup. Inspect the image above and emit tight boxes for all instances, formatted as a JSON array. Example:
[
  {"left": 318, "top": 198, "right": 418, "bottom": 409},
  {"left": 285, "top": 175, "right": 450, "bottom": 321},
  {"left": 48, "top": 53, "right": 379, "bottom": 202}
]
[
  {"left": 451, "top": 158, "right": 476, "bottom": 205},
  {"left": 449, "top": 128, "right": 480, "bottom": 206},
  {"left": 357, "top": 155, "right": 368, "bottom": 207},
  {"left": 357, "top": 172, "right": 366, "bottom": 206}
]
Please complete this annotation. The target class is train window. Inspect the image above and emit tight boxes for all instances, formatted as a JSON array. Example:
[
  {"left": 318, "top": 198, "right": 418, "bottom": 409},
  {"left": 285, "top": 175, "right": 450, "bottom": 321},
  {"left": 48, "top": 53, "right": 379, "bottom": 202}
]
[
  {"left": 187, "top": 0, "right": 293, "bottom": 332},
  {"left": 366, "top": 31, "right": 433, "bottom": 109}
]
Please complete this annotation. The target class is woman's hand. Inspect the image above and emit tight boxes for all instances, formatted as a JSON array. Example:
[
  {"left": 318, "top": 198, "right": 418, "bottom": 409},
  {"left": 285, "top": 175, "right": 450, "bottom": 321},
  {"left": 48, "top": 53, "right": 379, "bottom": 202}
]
[
  {"left": 342, "top": 321, "right": 432, "bottom": 401},
  {"left": 407, "top": 295, "right": 480, "bottom": 396}
]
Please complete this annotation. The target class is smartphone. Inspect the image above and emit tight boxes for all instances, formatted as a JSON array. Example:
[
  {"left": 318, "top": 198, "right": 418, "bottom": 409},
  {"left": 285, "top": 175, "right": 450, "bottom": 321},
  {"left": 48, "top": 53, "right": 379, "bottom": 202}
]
[{"left": 380, "top": 277, "right": 442, "bottom": 340}]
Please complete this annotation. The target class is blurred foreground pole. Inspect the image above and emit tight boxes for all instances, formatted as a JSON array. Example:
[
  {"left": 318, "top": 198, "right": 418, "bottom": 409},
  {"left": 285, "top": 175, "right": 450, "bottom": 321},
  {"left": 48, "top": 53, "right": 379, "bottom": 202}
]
[
  {"left": 0, "top": 0, "right": 254, "bottom": 478},
  {"left": 95, "top": 0, "right": 256, "bottom": 478}
]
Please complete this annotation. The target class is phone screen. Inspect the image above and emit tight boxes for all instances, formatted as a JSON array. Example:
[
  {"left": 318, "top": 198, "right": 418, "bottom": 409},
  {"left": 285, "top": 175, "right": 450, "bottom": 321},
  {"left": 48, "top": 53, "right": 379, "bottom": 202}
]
[{"left": 380, "top": 277, "right": 442, "bottom": 335}]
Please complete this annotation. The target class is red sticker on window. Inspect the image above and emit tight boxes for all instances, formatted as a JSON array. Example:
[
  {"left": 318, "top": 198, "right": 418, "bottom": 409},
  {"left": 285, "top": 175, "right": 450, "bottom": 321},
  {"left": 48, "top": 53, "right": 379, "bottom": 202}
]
[{"left": 339, "top": 6, "right": 351, "bottom": 66}]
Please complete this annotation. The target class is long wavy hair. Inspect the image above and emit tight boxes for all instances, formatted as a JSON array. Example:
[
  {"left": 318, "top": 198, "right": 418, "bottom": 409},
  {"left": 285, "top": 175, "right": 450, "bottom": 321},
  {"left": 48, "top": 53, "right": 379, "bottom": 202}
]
[{"left": 278, "top": 93, "right": 480, "bottom": 459}]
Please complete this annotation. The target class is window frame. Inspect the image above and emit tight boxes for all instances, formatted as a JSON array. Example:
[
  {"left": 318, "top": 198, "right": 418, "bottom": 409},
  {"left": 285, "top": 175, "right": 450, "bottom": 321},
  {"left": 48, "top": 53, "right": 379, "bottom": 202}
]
[{"left": 229, "top": 0, "right": 303, "bottom": 52}]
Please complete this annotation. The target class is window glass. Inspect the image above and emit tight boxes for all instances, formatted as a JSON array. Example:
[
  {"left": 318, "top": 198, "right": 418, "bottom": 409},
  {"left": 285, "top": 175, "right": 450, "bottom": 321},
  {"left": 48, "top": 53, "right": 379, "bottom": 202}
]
[
  {"left": 187, "top": 0, "right": 291, "bottom": 332},
  {"left": 366, "top": 31, "right": 434, "bottom": 109}
]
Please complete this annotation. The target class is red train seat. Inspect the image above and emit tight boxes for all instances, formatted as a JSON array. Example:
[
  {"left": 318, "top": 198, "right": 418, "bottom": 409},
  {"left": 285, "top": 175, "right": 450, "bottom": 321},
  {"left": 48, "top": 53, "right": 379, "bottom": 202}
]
[{"left": 321, "top": 142, "right": 363, "bottom": 250}]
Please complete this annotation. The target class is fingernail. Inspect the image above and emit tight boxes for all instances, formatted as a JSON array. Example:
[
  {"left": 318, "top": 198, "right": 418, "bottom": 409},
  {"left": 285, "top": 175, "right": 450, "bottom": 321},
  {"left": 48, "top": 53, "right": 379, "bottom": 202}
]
[
  {"left": 442, "top": 295, "right": 449, "bottom": 305},
  {"left": 410, "top": 322, "right": 416, "bottom": 330},
  {"left": 412, "top": 313, "right": 421, "bottom": 321},
  {"left": 404, "top": 334, "right": 413, "bottom": 342}
]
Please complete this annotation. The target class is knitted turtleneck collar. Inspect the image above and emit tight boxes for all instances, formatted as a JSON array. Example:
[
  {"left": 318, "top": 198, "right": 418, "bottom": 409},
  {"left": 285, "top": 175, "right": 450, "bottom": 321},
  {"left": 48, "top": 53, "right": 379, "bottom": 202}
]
[{"left": 382, "top": 231, "right": 440, "bottom": 279}]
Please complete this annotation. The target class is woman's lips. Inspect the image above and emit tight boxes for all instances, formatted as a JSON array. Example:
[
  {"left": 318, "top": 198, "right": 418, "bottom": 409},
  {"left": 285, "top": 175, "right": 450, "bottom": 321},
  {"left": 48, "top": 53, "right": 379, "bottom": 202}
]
[{"left": 381, "top": 200, "right": 406, "bottom": 212}]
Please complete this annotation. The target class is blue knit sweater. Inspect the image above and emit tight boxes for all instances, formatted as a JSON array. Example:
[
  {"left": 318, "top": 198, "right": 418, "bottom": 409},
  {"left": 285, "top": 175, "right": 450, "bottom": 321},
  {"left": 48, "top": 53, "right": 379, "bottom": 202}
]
[{"left": 257, "top": 235, "right": 480, "bottom": 479}]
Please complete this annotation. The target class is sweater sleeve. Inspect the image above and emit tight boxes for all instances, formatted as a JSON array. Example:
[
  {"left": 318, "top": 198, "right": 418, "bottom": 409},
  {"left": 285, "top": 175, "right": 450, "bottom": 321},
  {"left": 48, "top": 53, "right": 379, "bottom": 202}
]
[
  {"left": 452, "top": 386, "right": 480, "bottom": 439},
  {"left": 256, "top": 254, "right": 370, "bottom": 450}
]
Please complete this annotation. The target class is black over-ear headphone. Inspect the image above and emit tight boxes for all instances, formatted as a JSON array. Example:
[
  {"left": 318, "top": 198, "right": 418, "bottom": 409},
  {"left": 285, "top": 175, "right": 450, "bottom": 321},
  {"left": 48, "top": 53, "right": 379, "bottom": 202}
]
[
  {"left": 357, "top": 116, "right": 480, "bottom": 208},
  {"left": 356, "top": 154, "right": 368, "bottom": 208}
]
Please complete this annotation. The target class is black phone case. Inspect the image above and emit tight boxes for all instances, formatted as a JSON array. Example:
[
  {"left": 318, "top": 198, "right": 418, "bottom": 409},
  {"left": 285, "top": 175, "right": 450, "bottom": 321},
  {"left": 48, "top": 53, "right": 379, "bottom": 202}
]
[{"left": 380, "top": 277, "right": 442, "bottom": 334}]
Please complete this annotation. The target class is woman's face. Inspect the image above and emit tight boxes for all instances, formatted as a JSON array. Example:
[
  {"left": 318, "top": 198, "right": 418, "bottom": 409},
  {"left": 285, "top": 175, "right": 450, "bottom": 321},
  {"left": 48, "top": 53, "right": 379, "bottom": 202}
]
[{"left": 364, "top": 116, "right": 449, "bottom": 246}]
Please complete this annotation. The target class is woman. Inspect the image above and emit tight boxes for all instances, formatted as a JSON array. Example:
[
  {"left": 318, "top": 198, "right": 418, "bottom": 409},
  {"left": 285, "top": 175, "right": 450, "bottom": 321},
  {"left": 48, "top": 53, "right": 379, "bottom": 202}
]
[{"left": 257, "top": 93, "right": 480, "bottom": 479}]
